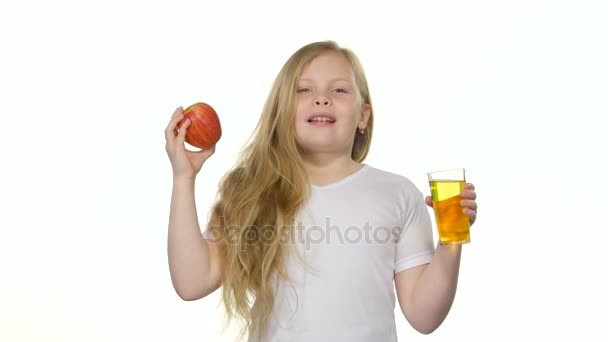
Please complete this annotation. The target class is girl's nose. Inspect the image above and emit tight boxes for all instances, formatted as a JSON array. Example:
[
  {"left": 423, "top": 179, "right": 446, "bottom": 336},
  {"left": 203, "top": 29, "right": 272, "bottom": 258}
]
[{"left": 314, "top": 97, "right": 330, "bottom": 106}]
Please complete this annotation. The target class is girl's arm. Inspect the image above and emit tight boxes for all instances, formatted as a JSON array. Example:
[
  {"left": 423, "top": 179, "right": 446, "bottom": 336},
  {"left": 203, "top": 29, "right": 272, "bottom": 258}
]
[
  {"left": 394, "top": 244, "right": 461, "bottom": 334},
  {"left": 394, "top": 183, "right": 476, "bottom": 333},
  {"left": 167, "top": 178, "right": 223, "bottom": 301}
]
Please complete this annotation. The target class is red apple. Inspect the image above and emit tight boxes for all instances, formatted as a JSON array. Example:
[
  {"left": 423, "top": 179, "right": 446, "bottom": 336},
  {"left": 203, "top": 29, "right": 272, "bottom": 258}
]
[{"left": 178, "top": 102, "right": 222, "bottom": 150}]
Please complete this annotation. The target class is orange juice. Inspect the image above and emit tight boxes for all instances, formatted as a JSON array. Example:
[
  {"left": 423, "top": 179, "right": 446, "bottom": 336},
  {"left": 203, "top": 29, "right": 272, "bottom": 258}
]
[{"left": 430, "top": 180, "right": 470, "bottom": 244}]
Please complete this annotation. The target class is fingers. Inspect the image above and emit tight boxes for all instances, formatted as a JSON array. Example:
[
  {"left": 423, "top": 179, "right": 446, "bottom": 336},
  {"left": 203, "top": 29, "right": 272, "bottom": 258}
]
[
  {"left": 464, "top": 208, "right": 477, "bottom": 225},
  {"left": 425, "top": 196, "right": 433, "bottom": 208},
  {"left": 165, "top": 107, "right": 185, "bottom": 141},
  {"left": 195, "top": 143, "right": 216, "bottom": 158},
  {"left": 461, "top": 189, "right": 476, "bottom": 200},
  {"left": 176, "top": 117, "right": 191, "bottom": 144},
  {"left": 191, "top": 143, "right": 216, "bottom": 166},
  {"left": 461, "top": 183, "right": 477, "bottom": 224},
  {"left": 202, "top": 144, "right": 216, "bottom": 156},
  {"left": 460, "top": 199, "right": 477, "bottom": 211},
  {"left": 170, "top": 106, "right": 183, "bottom": 119}
]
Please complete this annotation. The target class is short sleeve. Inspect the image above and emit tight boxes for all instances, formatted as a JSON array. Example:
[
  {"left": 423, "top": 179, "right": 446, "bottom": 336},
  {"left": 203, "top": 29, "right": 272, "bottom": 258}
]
[{"left": 394, "top": 187, "right": 436, "bottom": 274}]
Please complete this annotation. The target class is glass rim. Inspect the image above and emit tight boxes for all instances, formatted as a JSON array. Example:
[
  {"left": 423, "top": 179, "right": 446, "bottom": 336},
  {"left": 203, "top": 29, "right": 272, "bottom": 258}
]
[{"left": 427, "top": 168, "right": 465, "bottom": 176}]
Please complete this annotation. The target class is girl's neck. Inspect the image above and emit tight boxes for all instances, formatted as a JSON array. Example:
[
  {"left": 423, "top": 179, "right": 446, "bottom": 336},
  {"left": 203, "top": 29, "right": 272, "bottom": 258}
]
[{"left": 301, "top": 155, "right": 363, "bottom": 187}]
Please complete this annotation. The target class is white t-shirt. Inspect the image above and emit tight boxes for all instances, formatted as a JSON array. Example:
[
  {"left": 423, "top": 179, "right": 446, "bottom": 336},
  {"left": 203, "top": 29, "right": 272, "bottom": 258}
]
[{"left": 204, "top": 164, "right": 436, "bottom": 341}]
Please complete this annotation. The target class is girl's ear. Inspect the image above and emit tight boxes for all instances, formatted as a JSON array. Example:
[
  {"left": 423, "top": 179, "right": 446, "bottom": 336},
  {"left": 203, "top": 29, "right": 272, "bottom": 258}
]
[{"left": 359, "top": 103, "right": 371, "bottom": 128}]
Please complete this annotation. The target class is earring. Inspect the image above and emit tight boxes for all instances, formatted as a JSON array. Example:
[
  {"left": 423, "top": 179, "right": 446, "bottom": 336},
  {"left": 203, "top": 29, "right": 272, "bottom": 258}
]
[{"left": 359, "top": 128, "right": 365, "bottom": 134}]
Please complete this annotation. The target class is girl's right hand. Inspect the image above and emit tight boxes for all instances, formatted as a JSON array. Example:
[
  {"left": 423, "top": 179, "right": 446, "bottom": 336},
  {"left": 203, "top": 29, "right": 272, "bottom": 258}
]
[{"left": 165, "top": 106, "right": 216, "bottom": 181}]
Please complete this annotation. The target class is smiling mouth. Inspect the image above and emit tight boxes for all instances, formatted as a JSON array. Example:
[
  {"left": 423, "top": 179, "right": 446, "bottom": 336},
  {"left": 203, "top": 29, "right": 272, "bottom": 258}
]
[
  {"left": 307, "top": 120, "right": 335, "bottom": 126},
  {"left": 307, "top": 117, "right": 336, "bottom": 124}
]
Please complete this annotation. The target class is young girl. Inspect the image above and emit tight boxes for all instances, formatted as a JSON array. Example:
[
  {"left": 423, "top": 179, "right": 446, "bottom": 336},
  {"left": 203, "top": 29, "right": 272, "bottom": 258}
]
[{"left": 165, "top": 40, "right": 478, "bottom": 342}]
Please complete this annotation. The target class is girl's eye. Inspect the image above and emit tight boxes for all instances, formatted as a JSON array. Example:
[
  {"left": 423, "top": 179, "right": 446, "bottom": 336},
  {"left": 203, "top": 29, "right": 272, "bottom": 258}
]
[
  {"left": 335, "top": 88, "right": 347, "bottom": 93},
  {"left": 297, "top": 88, "right": 311, "bottom": 93}
]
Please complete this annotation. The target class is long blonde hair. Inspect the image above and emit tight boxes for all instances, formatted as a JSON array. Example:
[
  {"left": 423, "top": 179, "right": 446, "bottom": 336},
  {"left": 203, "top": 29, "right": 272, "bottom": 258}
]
[{"left": 206, "top": 40, "right": 374, "bottom": 341}]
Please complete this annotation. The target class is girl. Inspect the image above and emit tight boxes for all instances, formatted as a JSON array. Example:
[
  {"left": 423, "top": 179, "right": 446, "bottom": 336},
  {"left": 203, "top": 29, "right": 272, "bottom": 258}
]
[{"left": 165, "top": 40, "right": 478, "bottom": 342}]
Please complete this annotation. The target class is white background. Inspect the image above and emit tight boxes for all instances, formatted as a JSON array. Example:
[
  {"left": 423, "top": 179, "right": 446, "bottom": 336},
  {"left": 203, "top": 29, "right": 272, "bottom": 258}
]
[{"left": 1, "top": 0, "right": 607, "bottom": 341}]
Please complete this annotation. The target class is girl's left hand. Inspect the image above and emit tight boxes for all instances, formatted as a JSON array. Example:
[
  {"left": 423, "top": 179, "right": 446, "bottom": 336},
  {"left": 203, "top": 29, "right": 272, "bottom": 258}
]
[{"left": 425, "top": 183, "right": 478, "bottom": 226}]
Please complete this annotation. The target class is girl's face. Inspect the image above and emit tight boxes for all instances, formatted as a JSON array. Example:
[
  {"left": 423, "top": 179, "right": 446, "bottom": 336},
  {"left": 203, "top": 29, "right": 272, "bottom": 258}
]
[{"left": 293, "top": 52, "right": 370, "bottom": 157}]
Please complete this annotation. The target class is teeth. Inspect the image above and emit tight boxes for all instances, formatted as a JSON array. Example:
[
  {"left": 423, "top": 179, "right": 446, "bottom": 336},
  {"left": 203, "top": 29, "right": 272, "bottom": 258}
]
[{"left": 309, "top": 117, "right": 335, "bottom": 122}]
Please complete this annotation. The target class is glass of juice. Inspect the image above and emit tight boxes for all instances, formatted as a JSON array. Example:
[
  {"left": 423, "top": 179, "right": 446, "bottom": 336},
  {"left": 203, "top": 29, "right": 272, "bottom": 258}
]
[{"left": 427, "top": 168, "right": 470, "bottom": 245}]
